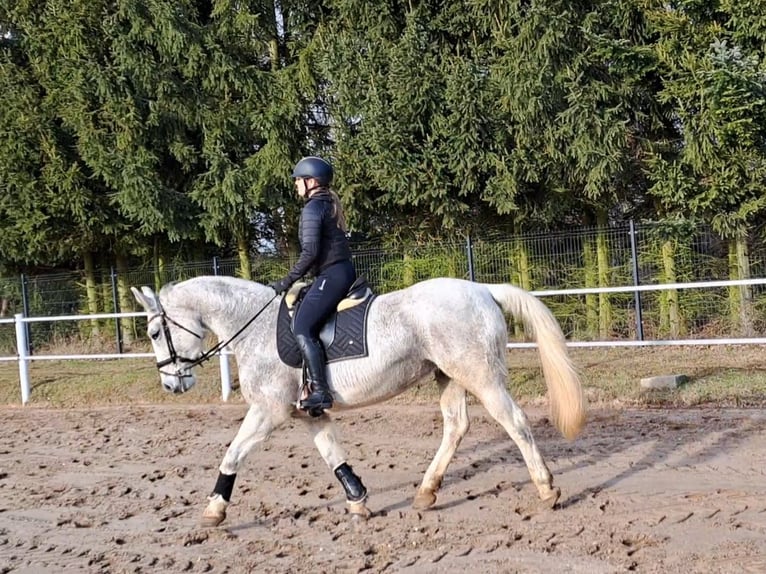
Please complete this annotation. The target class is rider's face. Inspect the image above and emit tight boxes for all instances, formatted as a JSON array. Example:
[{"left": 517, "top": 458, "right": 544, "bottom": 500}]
[{"left": 294, "top": 177, "right": 316, "bottom": 198}]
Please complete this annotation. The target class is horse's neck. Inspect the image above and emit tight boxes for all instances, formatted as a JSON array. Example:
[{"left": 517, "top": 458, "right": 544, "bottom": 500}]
[{"left": 188, "top": 280, "right": 273, "bottom": 350}]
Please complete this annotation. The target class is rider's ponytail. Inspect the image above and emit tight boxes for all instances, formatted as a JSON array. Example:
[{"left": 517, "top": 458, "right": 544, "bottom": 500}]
[{"left": 329, "top": 190, "right": 348, "bottom": 233}]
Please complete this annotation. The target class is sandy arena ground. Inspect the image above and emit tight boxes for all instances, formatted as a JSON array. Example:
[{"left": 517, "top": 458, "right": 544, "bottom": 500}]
[{"left": 2, "top": 403, "right": 766, "bottom": 573}]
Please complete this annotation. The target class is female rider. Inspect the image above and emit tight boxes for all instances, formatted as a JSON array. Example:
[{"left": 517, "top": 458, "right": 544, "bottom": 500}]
[{"left": 269, "top": 156, "right": 356, "bottom": 416}]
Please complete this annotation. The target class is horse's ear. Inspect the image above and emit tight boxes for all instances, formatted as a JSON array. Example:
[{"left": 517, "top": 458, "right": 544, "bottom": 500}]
[{"left": 131, "top": 286, "right": 160, "bottom": 314}]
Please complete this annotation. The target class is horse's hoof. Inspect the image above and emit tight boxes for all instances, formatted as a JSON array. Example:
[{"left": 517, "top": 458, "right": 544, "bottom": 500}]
[
  {"left": 347, "top": 500, "right": 372, "bottom": 520},
  {"left": 412, "top": 490, "right": 437, "bottom": 510},
  {"left": 200, "top": 511, "right": 226, "bottom": 528},
  {"left": 201, "top": 494, "right": 228, "bottom": 527},
  {"left": 539, "top": 486, "right": 561, "bottom": 510}
]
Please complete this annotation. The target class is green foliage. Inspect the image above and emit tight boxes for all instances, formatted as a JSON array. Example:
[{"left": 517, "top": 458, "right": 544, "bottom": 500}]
[
  {"left": 0, "top": 10, "right": 120, "bottom": 265},
  {"left": 190, "top": 0, "right": 321, "bottom": 252},
  {"left": 319, "top": 1, "right": 513, "bottom": 236},
  {"left": 3, "top": 0, "right": 766, "bottom": 317},
  {"left": 0, "top": 0, "right": 202, "bottom": 270},
  {"left": 646, "top": 1, "right": 766, "bottom": 237},
  {"left": 0, "top": 0, "right": 331, "bottom": 273},
  {"left": 487, "top": 0, "right": 665, "bottom": 221},
  {"left": 378, "top": 246, "right": 465, "bottom": 292},
  {"left": 317, "top": 0, "right": 674, "bottom": 240}
]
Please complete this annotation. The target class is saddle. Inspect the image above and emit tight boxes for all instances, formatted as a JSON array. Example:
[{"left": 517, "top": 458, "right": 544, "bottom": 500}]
[
  {"left": 276, "top": 277, "right": 376, "bottom": 368},
  {"left": 285, "top": 276, "right": 373, "bottom": 316}
]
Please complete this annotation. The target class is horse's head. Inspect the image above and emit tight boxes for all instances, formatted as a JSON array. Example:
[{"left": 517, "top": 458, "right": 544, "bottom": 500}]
[{"left": 131, "top": 285, "right": 205, "bottom": 394}]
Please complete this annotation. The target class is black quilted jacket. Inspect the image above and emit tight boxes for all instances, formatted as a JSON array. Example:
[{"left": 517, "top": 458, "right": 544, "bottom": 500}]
[{"left": 284, "top": 190, "right": 352, "bottom": 284}]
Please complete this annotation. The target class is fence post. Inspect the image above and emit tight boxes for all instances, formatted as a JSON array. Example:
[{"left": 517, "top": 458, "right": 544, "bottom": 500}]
[
  {"left": 212, "top": 256, "right": 220, "bottom": 276},
  {"left": 20, "top": 274, "right": 32, "bottom": 355},
  {"left": 110, "top": 267, "right": 123, "bottom": 354},
  {"left": 629, "top": 220, "right": 644, "bottom": 341},
  {"left": 466, "top": 234, "right": 476, "bottom": 282},
  {"left": 15, "top": 313, "right": 30, "bottom": 404}
]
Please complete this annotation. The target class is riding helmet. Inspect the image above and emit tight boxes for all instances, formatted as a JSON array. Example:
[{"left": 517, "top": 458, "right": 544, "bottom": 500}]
[{"left": 291, "top": 156, "right": 333, "bottom": 186}]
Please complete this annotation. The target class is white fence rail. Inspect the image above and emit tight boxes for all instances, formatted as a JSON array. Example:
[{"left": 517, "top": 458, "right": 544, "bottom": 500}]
[
  {"left": 2, "top": 310, "right": 233, "bottom": 404},
  {"left": 2, "top": 277, "right": 766, "bottom": 404}
]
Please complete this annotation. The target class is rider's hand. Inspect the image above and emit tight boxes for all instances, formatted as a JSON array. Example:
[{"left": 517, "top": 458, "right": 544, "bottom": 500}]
[{"left": 268, "top": 278, "right": 291, "bottom": 295}]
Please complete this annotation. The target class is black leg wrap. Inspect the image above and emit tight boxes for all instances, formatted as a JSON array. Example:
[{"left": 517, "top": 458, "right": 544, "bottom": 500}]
[
  {"left": 334, "top": 463, "right": 367, "bottom": 502},
  {"left": 212, "top": 472, "right": 237, "bottom": 502}
]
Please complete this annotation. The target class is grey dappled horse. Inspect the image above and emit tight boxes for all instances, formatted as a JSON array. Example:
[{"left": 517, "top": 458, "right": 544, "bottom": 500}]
[{"left": 131, "top": 276, "right": 585, "bottom": 527}]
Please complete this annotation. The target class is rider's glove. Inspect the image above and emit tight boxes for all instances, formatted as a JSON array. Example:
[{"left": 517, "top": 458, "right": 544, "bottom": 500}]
[{"left": 268, "top": 277, "right": 291, "bottom": 295}]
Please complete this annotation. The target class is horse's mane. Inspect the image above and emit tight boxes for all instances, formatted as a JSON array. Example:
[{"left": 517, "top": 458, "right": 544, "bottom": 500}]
[{"left": 159, "top": 276, "right": 269, "bottom": 313}]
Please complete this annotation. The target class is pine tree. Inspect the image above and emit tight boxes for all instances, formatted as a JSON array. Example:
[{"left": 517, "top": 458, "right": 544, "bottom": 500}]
[
  {"left": 646, "top": 1, "right": 766, "bottom": 236},
  {"left": 0, "top": 1, "right": 129, "bottom": 269},
  {"left": 318, "top": 0, "right": 509, "bottom": 239},
  {"left": 189, "top": 0, "right": 329, "bottom": 277},
  {"left": 645, "top": 1, "right": 766, "bottom": 335}
]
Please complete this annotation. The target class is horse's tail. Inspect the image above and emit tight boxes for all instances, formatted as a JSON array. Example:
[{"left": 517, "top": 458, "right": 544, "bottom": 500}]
[{"left": 484, "top": 284, "right": 586, "bottom": 440}]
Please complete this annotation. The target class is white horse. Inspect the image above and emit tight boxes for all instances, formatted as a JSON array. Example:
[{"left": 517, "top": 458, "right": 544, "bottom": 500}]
[{"left": 131, "top": 276, "right": 585, "bottom": 527}]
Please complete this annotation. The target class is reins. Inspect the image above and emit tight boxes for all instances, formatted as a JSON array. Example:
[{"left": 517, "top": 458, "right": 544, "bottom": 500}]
[{"left": 152, "top": 292, "right": 279, "bottom": 376}]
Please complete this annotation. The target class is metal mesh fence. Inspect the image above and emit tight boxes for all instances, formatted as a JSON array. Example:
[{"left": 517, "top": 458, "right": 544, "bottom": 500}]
[{"left": 2, "top": 221, "right": 766, "bottom": 354}]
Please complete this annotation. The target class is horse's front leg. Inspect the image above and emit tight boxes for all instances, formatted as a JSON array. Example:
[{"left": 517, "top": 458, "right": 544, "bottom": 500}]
[
  {"left": 202, "top": 402, "right": 288, "bottom": 527},
  {"left": 301, "top": 414, "right": 371, "bottom": 520}
]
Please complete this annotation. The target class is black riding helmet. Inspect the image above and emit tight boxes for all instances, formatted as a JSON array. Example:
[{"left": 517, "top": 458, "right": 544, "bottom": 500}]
[{"left": 291, "top": 156, "right": 333, "bottom": 186}]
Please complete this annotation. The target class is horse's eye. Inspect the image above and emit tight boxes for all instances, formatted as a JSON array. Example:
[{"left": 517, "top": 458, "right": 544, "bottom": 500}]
[{"left": 149, "top": 328, "right": 161, "bottom": 341}]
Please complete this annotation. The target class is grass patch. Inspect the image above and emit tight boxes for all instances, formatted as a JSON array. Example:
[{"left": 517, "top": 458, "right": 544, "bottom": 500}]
[
  {"left": 1, "top": 345, "right": 765, "bottom": 408},
  {"left": 0, "top": 357, "right": 245, "bottom": 408}
]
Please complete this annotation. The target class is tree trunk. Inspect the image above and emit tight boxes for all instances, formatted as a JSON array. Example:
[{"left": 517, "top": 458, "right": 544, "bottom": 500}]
[
  {"left": 82, "top": 251, "right": 101, "bottom": 338},
  {"left": 596, "top": 210, "right": 612, "bottom": 338},
  {"left": 403, "top": 252, "right": 415, "bottom": 286},
  {"left": 153, "top": 237, "right": 166, "bottom": 291},
  {"left": 729, "top": 232, "right": 753, "bottom": 336},
  {"left": 101, "top": 264, "right": 112, "bottom": 328},
  {"left": 115, "top": 253, "right": 134, "bottom": 345},
  {"left": 512, "top": 239, "right": 531, "bottom": 291},
  {"left": 446, "top": 245, "right": 458, "bottom": 278},
  {"left": 511, "top": 225, "right": 531, "bottom": 338},
  {"left": 237, "top": 234, "right": 252, "bottom": 280},
  {"left": 660, "top": 239, "right": 680, "bottom": 338},
  {"left": 582, "top": 232, "right": 598, "bottom": 339}
]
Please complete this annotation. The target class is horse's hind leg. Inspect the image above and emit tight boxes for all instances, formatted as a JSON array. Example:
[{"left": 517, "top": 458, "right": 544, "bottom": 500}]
[
  {"left": 413, "top": 375, "right": 469, "bottom": 509},
  {"left": 474, "top": 381, "right": 560, "bottom": 508},
  {"left": 301, "top": 414, "right": 371, "bottom": 519},
  {"left": 202, "top": 403, "right": 289, "bottom": 527}
]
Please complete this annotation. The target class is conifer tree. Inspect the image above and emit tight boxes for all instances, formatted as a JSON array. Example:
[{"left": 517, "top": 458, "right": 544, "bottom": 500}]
[
  {"left": 189, "top": 0, "right": 328, "bottom": 277},
  {"left": 318, "top": 0, "right": 667, "bottom": 242},
  {"left": 0, "top": 1, "right": 130, "bottom": 270},
  {"left": 645, "top": 1, "right": 766, "bottom": 334},
  {"left": 487, "top": 0, "right": 669, "bottom": 335},
  {"left": 646, "top": 1, "right": 766, "bottom": 237},
  {"left": 318, "top": 0, "right": 508, "bottom": 239}
]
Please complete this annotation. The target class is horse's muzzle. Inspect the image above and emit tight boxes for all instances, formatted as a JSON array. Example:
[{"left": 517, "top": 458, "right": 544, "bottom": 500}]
[
  {"left": 163, "top": 382, "right": 186, "bottom": 394},
  {"left": 161, "top": 373, "right": 195, "bottom": 394}
]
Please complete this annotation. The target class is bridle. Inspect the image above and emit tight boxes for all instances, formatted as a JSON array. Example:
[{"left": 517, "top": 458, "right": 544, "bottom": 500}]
[
  {"left": 148, "top": 310, "right": 204, "bottom": 376},
  {"left": 149, "top": 292, "right": 278, "bottom": 384}
]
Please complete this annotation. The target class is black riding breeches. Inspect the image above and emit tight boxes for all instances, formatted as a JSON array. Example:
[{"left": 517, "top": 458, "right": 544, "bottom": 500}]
[{"left": 292, "top": 260, "right": 356, "bottom": 340}]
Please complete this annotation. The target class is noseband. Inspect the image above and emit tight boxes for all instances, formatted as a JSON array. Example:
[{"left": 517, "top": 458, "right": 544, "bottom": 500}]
[{"left": 148, "top": 310, "right": 205, "bottom": 378}]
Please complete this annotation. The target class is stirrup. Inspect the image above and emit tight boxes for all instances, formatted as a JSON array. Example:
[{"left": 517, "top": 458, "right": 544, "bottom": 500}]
[{"left": 300, "top": 392, "right": 333, "bottom": 417}]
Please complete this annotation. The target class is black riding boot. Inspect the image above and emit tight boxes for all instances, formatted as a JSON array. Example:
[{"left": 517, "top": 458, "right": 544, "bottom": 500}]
[{"left": 295, "top": 334, "right": 333, "bottom": 416}]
